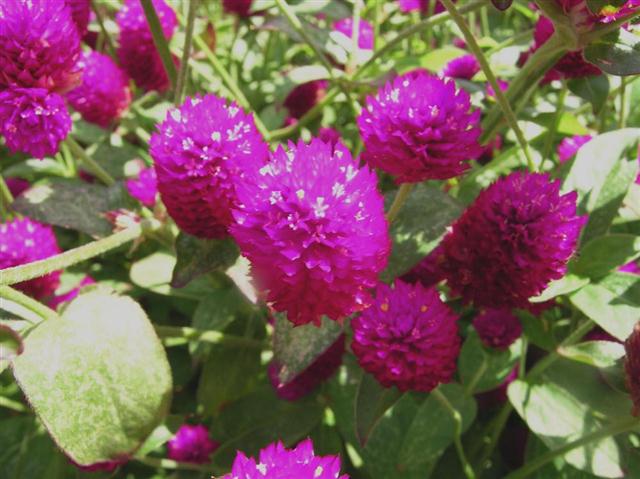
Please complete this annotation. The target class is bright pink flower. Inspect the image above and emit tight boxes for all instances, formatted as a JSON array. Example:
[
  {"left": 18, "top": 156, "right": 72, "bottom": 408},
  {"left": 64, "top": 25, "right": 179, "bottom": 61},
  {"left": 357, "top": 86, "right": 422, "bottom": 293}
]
[
  {"left": 620, "top": 261, "right": 640, "bottom": 275},
  {"left": 442, "top": 54, "right": 480, "bottom": 80},
  {"left": 167, "top": 424, "right": 218, "bottom": 464},
  {"left": 150, "top": 94, "right": 268, "bottom": 238},
  {"left": 557, "top": 134, "right": 592, "bottom": 162},
  {"left": 333, "top": 18, "right": 374, "bottom": 50},
  {"left": 231, "top": 139, "right": 390, "bottom": 326},
  {"left": 473, "top": 309, "right": 522, "bottom": 350},
  {"left": 318, "top": 127, "right": 341, "bottom": 148},
  {"left": 351, "top": 281, "right": 461, "bottom": 392},
  {"left": 283, "top": 80, "right": 327, "bottom": 120},
  {"left": 49, "top": 276, "right": 96, "bottom": 310},
  {"left": 65, "top": 0, "right": 91, "bottom": 35},
  {"left": 398, "top": 0, "right": 447, "bottom": 14},
  {"left": 126, "top": 166, "right": 158, "bottom": 207}
]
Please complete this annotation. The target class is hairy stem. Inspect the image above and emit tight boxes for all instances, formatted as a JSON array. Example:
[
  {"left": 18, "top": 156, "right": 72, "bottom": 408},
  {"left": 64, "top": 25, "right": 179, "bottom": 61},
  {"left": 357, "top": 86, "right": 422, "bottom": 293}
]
[
  {"left": 0, "top": 286, "right": 59, "bottom": 322},
  {"left": 154, "top": 325, "right": 267, "bottom": 349},
  {"left": 385, "top": 183, "right": 414, "bottom": 223},
  {"left": 140, "top": 0, "right": 178, "bottom": 89},
  {"left": 174, "top": 0, "right": 198, "bottom": 105},
  {"left": 0, "top": 174, "right": 14, "bottom": 221},
  {"left": 65, "top": 137, "right": 116, "bottom": 186}
]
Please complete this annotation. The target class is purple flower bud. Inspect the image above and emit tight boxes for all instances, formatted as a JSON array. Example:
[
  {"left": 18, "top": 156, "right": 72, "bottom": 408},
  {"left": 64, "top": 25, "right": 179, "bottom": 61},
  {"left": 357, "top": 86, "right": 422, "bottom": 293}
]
[{"left": 167, "top": 424, "right": 218, "bottom": 464}]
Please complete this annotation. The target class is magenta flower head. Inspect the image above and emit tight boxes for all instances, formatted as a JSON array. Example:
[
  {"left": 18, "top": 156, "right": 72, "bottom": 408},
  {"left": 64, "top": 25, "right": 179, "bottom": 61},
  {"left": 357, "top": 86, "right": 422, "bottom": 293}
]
[
  {"left": 357, "top": 70, "right": 482, "bottom": 183},
  {"left": 150, "top": 94, "right": 269, "bottom": 239},
  {"left": 351, "top": 281, "right": 461, "bottom": 392},
  {"left": 6, "top": 177, "right": 29, "bottom": 197},
  {"left": 0, "top": 217, "right": 61, "bottom": 300},
  {"left": 116, "top": 0, "right": 177, "bottom": 92},
  {"left": 65, "top": 0, "right": 91, "bottom": 35},
  {"left": 318, "top": 127, "right": 341, "bottom": 148},
  {"left": 557, "top": 134, "right": 592, "bottom": 162},
  {"left": 0, "top": 87, "right": 72, "bottom": 159},
  {"left": 220, "top": 439, "right": 348, "bottom": 479},
  {"left": 398, "top": 0, "right": 447, "bottom": 14},
  {"left": 624, "top": 322, "right": 640, "bottom": 416},
  {"left": 269, "top": 334, "right": 345, "bottom": 401},
  {"left": 66, "top": 51, "right": 131, "bottom": 128},
  {"left": 231, "top": 138, "right": 390, "bottom": 326},
  {"left": 223, "top": 0, "right": 253, "bottom": 17},
  {"left": 333, "top": 18, "right": 374, "bottom": 50},
  {"left": 440, "top": 172, "right": 585, "bottom": 309},
  {"left": 442, "top": 54, "right": 481, "bottom": 80},
  {"left": 283, "top": 80, "right": 327, "bottom": 120},
  {"left": 167, "top": 424, "right": 218, "bottom": 464},
  {"left": 473, "top": 309, "right": 522, "bottom": 350},
  {"left": 126, "top": 166, "right": 158, "bottom": 207},
  {"left": 0, "top": 0, "right": 81, "bottom": 92},
  {"left": 400, "top": 245, "right": 445, "bottom": 289}
]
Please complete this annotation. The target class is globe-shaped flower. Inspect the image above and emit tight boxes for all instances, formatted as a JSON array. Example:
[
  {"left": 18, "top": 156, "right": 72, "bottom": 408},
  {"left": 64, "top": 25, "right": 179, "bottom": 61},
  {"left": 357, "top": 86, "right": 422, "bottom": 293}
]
[
  {"left": 318, "top": 127, "right": 341, "bottom": 148},
  {"left": 333, "top": 18, "right": 374, "bottom": 50},
  {"left": 150, "top": 94, "right": 269, "bottom": 238},
  {"left": 442, "top": 54, "right": 480, "bottom": 80},
  {"left": 357, "top": 70, "right": 482, "bottom": 183},
  {"left": 624, "top": 322, "right": 640, "bottom": 416},
  {"left": 219, "top": 439, "right": 348, "bottom": 479},
  {"left": 269, "top": 334, "right": 345, "bottom": 401},
  {"left": 66, "top": 51, "right": 131, "bottom": 128},
  {"left": 440, "top": 172, "right": 585, "bottom": 309},
  {"left": 473, "top": 309, "right": 522, "bottom": 350},
  {"left": 116, "top": 0, "right": 177, "bottom": 92},
  {"left": 167, "top": 424, "right": 218, "bottom": 464},
  {"left": 223, "top": 0, "right": 253, "bottom": 17},
  {"left": 0, "top": 87, "right": 72, "bottom": 159},
  {"left": 283, "top": 80, "right": 327, "bottom": 120},
  {"left": 0, "top": 217, "right": 61, "bottom": 300},
  {"left": 398, "top": 0, "right": 447, "bottom": 14},
  {"left": 231, "top": 139, "right": 390, "bottom": 326},
  {"left": 126, "top": 166, "right": 158, "bottom": 207},
  {"left": 557, "top": 134, "right": 592, "bottom": 162},
  {"left": 6, "top": 177, "right": 29, "bottom": 197},
  {"left": 400, "top": 245, "right": 445, "bottom": 289},
  {"left": 351, "top": 281, "right": 461, "bottom": 392},
  {"left": 65, "top": 0, "right": 91, "bottom": 35},
  {"left": 0, "top": 0, "right": 81, "bottom": 92}
]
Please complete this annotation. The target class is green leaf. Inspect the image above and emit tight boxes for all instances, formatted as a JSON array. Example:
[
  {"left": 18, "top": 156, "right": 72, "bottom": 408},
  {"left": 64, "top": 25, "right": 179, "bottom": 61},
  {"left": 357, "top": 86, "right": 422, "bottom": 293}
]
[
  {"left": 12, "top": 179, "right": 135, "bottom": 237},
  {"left": 526, "top": 435, "right": 602, "bottom": 479},
  {"left": 530, "top": 274, "right": 590, "bottom": 303},
  {"left": 458, "top": 332, "right": 521, "bottom": 393},
  {"left": 417, "top": 46, "right": 467, "bottom": 73},
  {"left": 382, "top": 184, "right": 462, "bottom": 282},
  {"left": 567, "top": 75, "right": 610, "bottom": 114},
  {"left": 354, "top": 372, "right": 403, "bottom": 446},
  {"left": 0, "top": 324, "right": 22, "bottom": 361},
  {"left": 171, "top": 233, "right": 239, "bottom": 288},
  {"left": 563, "top": 128, "right": 640, "bottom": 243},
  {"left": 517, "top": 310, "right": 557, "bottom": 351},
  {"left": 91, "top": 138, "right": 142, "bottom": 179},
  {"left": 558, "top": 341, "right": 625, "bottom": 368},
  {"left": 586, "top": 0, "right": 627, "bottom": 14},
  {"left": 11, "top": 291, "right": 172, "bottom": 466},
  {"left": 273, "top": 314, "right": 343, "bottom": 383},
  {"left": 571, "top": 234, "right": 640, "bottom": 278},
  {"left": 192, "top": 288, "right": 252, "bottom": 333},
  {"left": 570, "top": 272, "right": 640, "bottom": 341},
  {"left": 584, "top": 29, "right": 640, "bottom": 76}
]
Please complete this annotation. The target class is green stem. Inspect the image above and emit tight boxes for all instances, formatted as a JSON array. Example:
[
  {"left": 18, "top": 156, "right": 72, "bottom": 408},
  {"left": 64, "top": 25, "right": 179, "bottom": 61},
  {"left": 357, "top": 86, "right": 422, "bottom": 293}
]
[
  {"left": 174, "top": 0, "right": 198, "bottom": 105},
  {"left": 91, "top": 0, "right": 117, "bottom": 60},
  {"left": 65, "top": 137, "right": 115, "bottom": 186},
  {"left": 542, "top": 83, "right": 568, "bottom": 164},
  {"left": 441, "top": 0, "right": 535, "bottom": 172},
  {"left": 504, "top": 416, "right": 640, "bottom": 479},
  {"left": 619, "top": 78, "right": 627, "bottom": 129},
  {"left": 385, "top": 183, "right": 414, "bottom": 223},
  {"left": 140, "top": 0, "right": 177, "bottom": 90},
  {"left": 0, "top": 286, "right": 59, "bottom": 322},
  {"left": 135, "top": 456, "right": 219, "bottom": 473},
  {"left": 193, "top": 35, "right": 270, "bottom": 140},
  {"left": 154, "top": 325, "right": 267, "bottom": 349},
  {"left": 432, "top": 388, "right": 477, "bottom": 479},
  {"left": 0, "top": 174, "right": 14, "bottom": 221},
  {"left": 518, "top": 337, "right": 528, "bottom": 379},
  {"left": 473, "top": 401, "right": 513, "bottom": 472},
  {"left": 0, "top": 219, "right": 161, "bottom": 287},
  {"left": 0, "top": 396, "right": 28, "bottom": 413}
]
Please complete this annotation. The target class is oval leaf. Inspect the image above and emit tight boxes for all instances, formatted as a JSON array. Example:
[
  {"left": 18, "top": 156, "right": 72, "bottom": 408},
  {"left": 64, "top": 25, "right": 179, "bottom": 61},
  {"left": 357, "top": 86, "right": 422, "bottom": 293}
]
[{"left": 355, "top": 371, "right": 402, "bottom": 446}]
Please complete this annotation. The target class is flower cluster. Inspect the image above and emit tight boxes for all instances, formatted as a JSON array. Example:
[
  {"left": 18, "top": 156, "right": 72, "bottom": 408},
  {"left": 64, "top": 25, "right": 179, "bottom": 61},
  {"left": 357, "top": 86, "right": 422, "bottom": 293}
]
[
  {"left": 126, "top": 166, "right": 158, "bottom": 207},
  {"left": 473, "top": 309, "right": 522, "bottom": 350}
]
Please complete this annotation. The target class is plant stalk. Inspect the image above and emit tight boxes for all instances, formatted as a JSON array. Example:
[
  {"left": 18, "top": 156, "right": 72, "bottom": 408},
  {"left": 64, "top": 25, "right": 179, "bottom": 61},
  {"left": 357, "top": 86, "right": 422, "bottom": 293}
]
[
  {"left": 65, "top": 137, "right": 116, "bottom": 186},
  {"left": 385, "top": 183, "right": 414, "bottom": 223},
  {"left": 174, "top": 0, "right": 198, "bottom": 105},
  {"left": 140, "top": 0, "right": 178, "bottom": 90},
  {"left": 0, "top": 286, "right": 59, "bottom": 322}
]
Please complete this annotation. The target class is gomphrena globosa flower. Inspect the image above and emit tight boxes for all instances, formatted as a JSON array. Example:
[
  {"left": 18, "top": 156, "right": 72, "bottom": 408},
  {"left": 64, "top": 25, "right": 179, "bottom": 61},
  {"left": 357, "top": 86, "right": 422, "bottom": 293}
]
[
  {"left": 167, "top": 424, "right": 219, "bottom": 464},
  {"left": 0, "top": 217, "right": 61, "bottom": 300},
  {"left": 333, "top": 18, "right": 374, "bottom": 50},
  {"left": 0, "top": 0, "right": 81, "bottom": 92},
  {"left": 126, "top": 166, "right": 158, "bottom": 207},
  {"left": 66, "top": 51, "right": 131, "bottom": 128},
  {"left": 219, "top": 439, "right": 348, "bottom": 479},
  {"left": 0, "top": 87, "right": 72, "bottom": 159},
  {"left": 116, "top": 0, "right": 177, "bottom": 92},
  {"left": 351, "top": 281, "right": 460, "bottom": 392},
  {"left": 357, "top": 70, "right": 482, "bottom": 183},
  {"left": 150, "top": 94, "right": 269, "bottom": 238},
  {"left": 440, "top": 172, "right": 585, "bottom": 309},
  {"left": 223, "top": 0, "right": 253, "bottom": 17},
  {"left": 442, "top": 54, "right": 481, "bottom": 80},
  {"left": 65, "top": 0, "right": 91, "bottom": 36},
  {"left": 231, "top": 138, "right": 390, "bottom": 326},
  {"left": 283, "top": 80, "right": 327, "bottom": 120},
  {"left": 624, "top": 322, "right": 640, "bottom": 416},
  {"left": 557, "top": 134, "right": 592, "bottom": 163},
  {"left": 398, "top": 0, "right": 447, "bottom": 14},
  {"left": 473, "top": 309, "right": 522, "bottom": 350}
]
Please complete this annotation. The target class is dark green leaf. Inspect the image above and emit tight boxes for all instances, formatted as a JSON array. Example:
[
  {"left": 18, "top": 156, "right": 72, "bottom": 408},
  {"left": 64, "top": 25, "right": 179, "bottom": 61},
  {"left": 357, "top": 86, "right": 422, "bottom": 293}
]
[
  {"left": 12, "top": 291, "right": 172, "bottom": 466},
  {"left": 530, "top": 274, "right": 590, "bottom": 303},
  {"left": 192, "top": 288, "right": 252, "bottom": 332},
  {"left": 558, "top": 341, "right": 625, "bottom": 368},
  {"left": 355, "top": 372, "right": 403, "bottom": 446},
  {"left": 571, "top": 234, "right": 640, "bottom": 278},
  {"left": 517, "top": 310, "right": 557, "bottom": 351},
  {"left": 567, "top": 75, "right": 610, "bottom": 114},
  {"left": 171, "top": 233, "right": 239, "bottom": 288},
  {"left": 586, "top": 0, "right": 627, "bottom": 14},
  {"left": 91, "top": 139, "right": 141, "bottom": 179},
  {"left": 585, "top": 29, "right": 640, "bottom": 76},
  {"left": 0, "top": 324, "right": 22, "bottom": 361}
]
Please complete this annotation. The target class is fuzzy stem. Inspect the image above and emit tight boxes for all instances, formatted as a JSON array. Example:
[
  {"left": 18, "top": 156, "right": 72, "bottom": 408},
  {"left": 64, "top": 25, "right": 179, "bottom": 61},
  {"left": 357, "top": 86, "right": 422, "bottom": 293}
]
[
  {"left": 385, "top": 183, "right": 414, "bottom": 223},
  {"left": 91, "top": 0, "right": 118, "bottom": 60},
  {"left": 154, "top": 325, "right": 267, "bottom": 349},
  {"left": 140, "top": 0, "right": 178, "bottom": 90},
  {"left": 0, "top": 174, "right": 14, "bottom": 221},
  {"left": 0, "top": 219, "right": 161, "bottom": 287},
  {"left": 542, "top": 83, "right": 568, "bottom": 164},
  {"left": 0, "top": 286, "right": 59, "bottom": 322},
  {"left": 65, "top": 137, "right": 116, "bottom": 186},
  {"left": 174, "top": 0, "right": 198, "bottom": 105}
]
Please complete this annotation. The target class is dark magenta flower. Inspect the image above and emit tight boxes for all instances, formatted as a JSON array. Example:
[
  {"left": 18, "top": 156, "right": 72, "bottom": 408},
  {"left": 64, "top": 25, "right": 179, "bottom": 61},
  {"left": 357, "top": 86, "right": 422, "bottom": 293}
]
[
  {"left": 65, "top": 0, "right": 91, "bottom": 35},
  {"left": 357, "top": 70, "right": 482, "bottom": 183},
  {"left": 557, "top": 134, "right": 592, "bottom": 162},
  {"left": 400, "top": 245, "right": 445, "bottom": 289},
  {"left": 167, "top": 424, "right": 218, "bottom": 464},
  {"left": 584, "top": 326, "right": 621, "bottom": 343},
  {"left": 624, "top": 322, "right": 640, "bottom": 416},
  {"left": 0, "top": 0, "right": 81, "bottom": 92},
  {"left": 318, "top": 127, "right": 341, "bottom": 148},
  {"left": 351, "top": 281, "right": 460, "bottom": 392},
  {"left": 398, "top": 0, "right": 447, "bottom": 14},
  {"left": 269, "top": 334, "right": 345, "bottom": 401},
  {"left": 150, "top": 94, "right": 268, "bottom": 238},
  {"left": 49, "top": 276, "right": 96, "bottom": 310},
  {"left": 223, "top": 0, "right": 253, "bottom": 17},
  {"left": 440, "top": 172, "right": 585, "bottom": 309},
  {"left": 598, "top": 0, "right": 640, "bottom": 22},
  {"left": 116, "top": 0, "right": 177, "bottom": 92},
  {"left": 0, "top": 87, "right": 72, "bottom": 159},
  {"left": 231, "top": 138, "right": 390, "bottom": 326},
  {"left": 126, "top": 166, "right": 158, "bottom": 207},
  {"left": 476, "top": 135, "right": 503, "bottom": 165},
  {"left": 442, "top": 54, "right": 480, "bottom": 80},
  {"left": 0, "top": 217, "right": 61, "bottom": 300},
  {"left": 6, "top": 177, "right": 29, "bottom": 197},
  {"left": 283, "top": 80, "right": 327, "bottom": 120},
  {"left": 473, "top": 309, "right": 522, "bottom": 350},
  {"left": 219, "top": 439, "right": 348, "bottom": 479},
  {"left": 333, "top": 18, "right": 374, "bottom": 50},
  {"left": 66, "top": 51, "right": 131, "bottom": 128}
]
